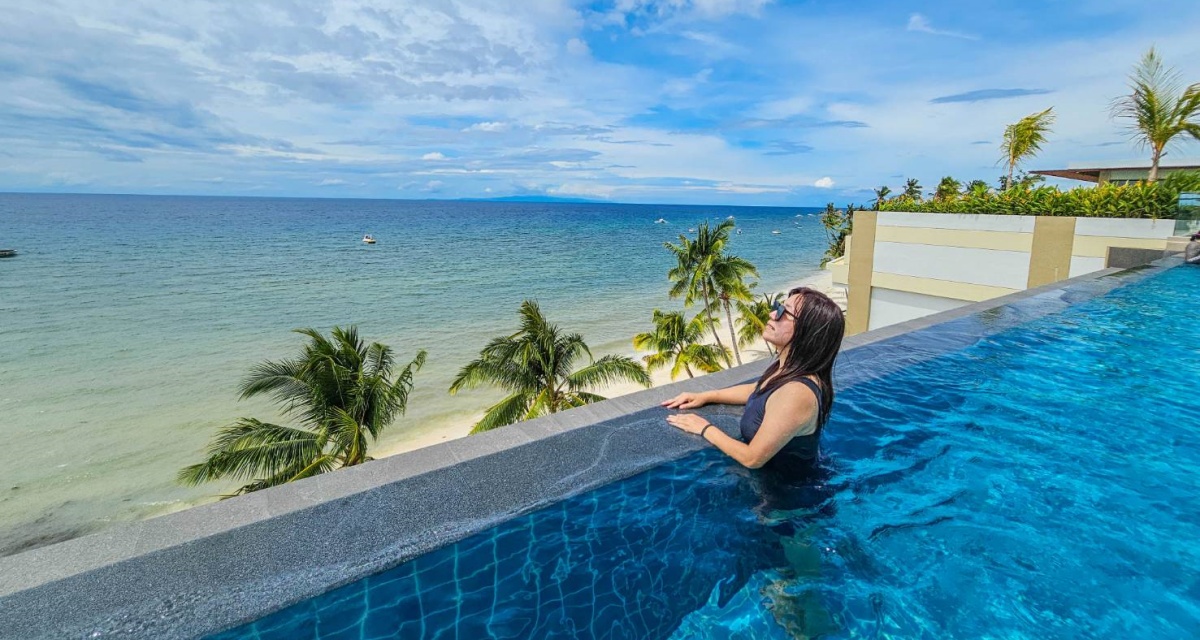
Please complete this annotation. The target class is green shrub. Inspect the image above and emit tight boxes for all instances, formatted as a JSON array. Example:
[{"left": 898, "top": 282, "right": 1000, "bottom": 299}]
[{"left": 879, "top": 171, "right": 1200, "bottom": 219}]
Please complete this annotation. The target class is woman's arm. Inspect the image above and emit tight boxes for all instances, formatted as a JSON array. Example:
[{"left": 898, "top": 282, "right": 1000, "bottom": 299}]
[
  {"left": 665, "top": 382, "right": 817, "bottom": 469},
  {"left": 661, "top": 382, "right": 757, "bottom": 409}
]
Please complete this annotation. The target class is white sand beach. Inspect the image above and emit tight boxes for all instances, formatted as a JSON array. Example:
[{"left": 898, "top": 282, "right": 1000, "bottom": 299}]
[{"left": 374, "top": 270, "right": 846, "bottom": 459}]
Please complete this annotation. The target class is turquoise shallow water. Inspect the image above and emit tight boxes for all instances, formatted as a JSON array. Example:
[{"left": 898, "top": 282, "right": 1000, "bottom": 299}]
[
  {"left": 212, "top": 265, "right": 1200, "bottom": 639},
  {"left": 0, "top": 194, "right": 826, "bottom": 555}
]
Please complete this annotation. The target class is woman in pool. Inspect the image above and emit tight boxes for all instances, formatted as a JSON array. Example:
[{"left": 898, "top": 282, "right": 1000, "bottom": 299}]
[{"left": 662, "top": 286, "right": 844, "bottom": 470}]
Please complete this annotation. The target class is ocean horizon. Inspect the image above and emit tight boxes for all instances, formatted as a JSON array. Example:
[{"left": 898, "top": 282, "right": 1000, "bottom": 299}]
[{"left": 0, "top": 193, "right": 827, "bottom": 555}]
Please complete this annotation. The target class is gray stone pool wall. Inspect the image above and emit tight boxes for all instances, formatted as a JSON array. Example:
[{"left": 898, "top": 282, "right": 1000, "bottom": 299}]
[{"left": 0, "top": 257, "right": 1181, "bottom": 639}]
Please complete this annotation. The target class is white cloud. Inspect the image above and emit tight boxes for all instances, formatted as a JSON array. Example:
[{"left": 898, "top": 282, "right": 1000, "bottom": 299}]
[
  {"left": 814, "top": 177, "right": 835, "bottom": 188},
  {"left": 316, "top": 178, "right": 346, "bottom": 186},
  {"left": 906, "top": 14, "right": 979, "bottom": 40},
  {"left": 421, "top": 152, "right": 446, "bottom": 160},
  {"left": 463, "top": 121, "right": 511, "bottom": 133},
  {"left": 663, "top": 68, "right": 713, "bottom": 96},
  {"left": 611, "top": 0, "right": 772, "bottom": 20},
  {"left": 566, "top": 38, "right": 590, "bottom": 56},
  {"left": 548, "top": 182, "right": 615, "bottom": 198}
]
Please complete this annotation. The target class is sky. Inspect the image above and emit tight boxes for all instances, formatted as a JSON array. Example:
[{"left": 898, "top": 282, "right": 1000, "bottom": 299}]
[{"left": 1, "top": 0, "right": 1199, "bottom": 206}]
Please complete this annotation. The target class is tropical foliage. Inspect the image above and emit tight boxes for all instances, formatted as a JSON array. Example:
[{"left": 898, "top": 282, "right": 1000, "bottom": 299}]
[
  {"left": 903, "top": 178, "right": 923, "bottom": 201},
  {"left": 179, "top": 327, "right": 426, "bottom": 496},
  {"left": 736, "top": 292, "right": 786, "bottom": 356},
  {"left": 879, "top": 171, "right": 1200, "bottom": 218},
  {"left": 1000, "top": 107, "right": 1055, "bottom": 189},
  {"left": 665, "top": 220, "right": 758, "bottom": 366},
  {"left": 965, "top": 179, "right": 991, "bottom": 197},
  {"left": 872, "top": 186, "right": 891, "bottom": 210},
  {"left": 934, "top": 176, "right": 962, "bottom": 201},
  {"left": 819, "top": 202, "right": 856, "bottom": 266},
  {"left": 1111, "top": 47, "right": 1200, "bottom": 182},
  {"left": 633, "top": 310, "right": 726, "bottom": 380},
  {"left": 450, "top": 300, "right": 650, "bottom": 433}
]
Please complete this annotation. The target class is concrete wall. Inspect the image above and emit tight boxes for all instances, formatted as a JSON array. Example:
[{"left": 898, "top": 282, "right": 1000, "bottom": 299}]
[
  {"left": 835, "top": 211, "right": 1178, "bottom": 334},
  {"left": 867, "top": 287, "right": 969, "bottom": 331}
]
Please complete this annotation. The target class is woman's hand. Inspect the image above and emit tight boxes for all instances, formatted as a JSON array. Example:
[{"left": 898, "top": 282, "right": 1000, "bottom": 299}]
[
  {"left": 661, "top": 391, "right": 708, "bottom": 409},
  {"left": 665, "top": 412, "right": 711, "bottom": 435}
]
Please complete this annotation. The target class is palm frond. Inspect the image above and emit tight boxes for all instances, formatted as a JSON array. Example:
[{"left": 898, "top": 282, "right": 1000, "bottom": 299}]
[
  {"left": 567, "top": 355, "right": 651, "bottom": 391},
  {"left": 177, "top": 418, "right": 325, "bottom": 486},
  {"left": 470, "top": 392, "right": 534, "bottom": 434}
]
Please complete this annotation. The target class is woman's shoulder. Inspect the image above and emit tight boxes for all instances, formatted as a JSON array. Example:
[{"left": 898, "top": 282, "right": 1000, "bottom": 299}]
[{"left": 769, "top": 379, "right": 821, "bottom": 405}]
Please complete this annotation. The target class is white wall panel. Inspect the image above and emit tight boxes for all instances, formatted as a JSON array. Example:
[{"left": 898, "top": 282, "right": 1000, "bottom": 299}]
[
  {"left": 873, "top": 242, "right": 1032, "bottom": 289},
  {"left": 1069, "top": 256, "right": 1106, "bottom": 278},
  {"left": 1074, "top": 218, "right": 1175, "bottom": 239},
  {"left": 868, "top": 287, "right": 969, "bottom": 331},
  {"left": 877, "top": 212, "right": 1036, "bottom": 233}
]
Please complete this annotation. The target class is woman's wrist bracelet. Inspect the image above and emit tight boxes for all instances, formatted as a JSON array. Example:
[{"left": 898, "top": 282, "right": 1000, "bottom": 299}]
[{"left": 700, "top": 424, "right": 715, "bottom": 440}]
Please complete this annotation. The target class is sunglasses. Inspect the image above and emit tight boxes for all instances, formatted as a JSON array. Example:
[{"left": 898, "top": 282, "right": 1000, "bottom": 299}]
[{"left": 771, "top": 301, "right": 797, "bottom": 321}]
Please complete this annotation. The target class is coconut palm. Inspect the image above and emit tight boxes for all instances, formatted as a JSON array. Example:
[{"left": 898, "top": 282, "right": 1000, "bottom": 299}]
[
  {"left": 903, "top": 178, "right": 923, "bottom": 201},
  {"left": 179, "top": 327, "right": 426, "bottom": 496},
  {"left": 873, "top": 186, "right": 891, "bottom": 210},
  {"left": 710, "top": 252, "right": 759, "bottom": 366},
  {"left": 633, "top": 310, "right": 726, "bottom": 380},
  {"left": 449, "top": 300, "right": 650, "bottom": 433},
  {"left": 934, "top": 176, "right": 962, "bottom": 201},
  {"left": 737, "top": 292, "right": 785, "bottom": 356},
  {"left": 965, "top": 180, "right": 991, "bottom": 197},
  {"left": 665, "top": 220, "right": 739, "bottom": 367},
  {"left": 1000, "top": 107, "right": 1055, "bottom": 189},
  {"left": 1111, "top": 47, "right": 1200, "bottom": 182}
]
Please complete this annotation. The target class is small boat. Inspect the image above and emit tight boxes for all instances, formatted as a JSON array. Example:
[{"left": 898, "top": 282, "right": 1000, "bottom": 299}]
[
  {"left": 688, "top": 228, "right": 696, "bottom": 233},
  {"left": 0, "top": 249, "right": 15, "bottom": 258},
  {"left": 726, "top": 215, "right": 735, "bottom": 220},
  {"left": 362, "top": 235, "right": 376, "bottom": 244},
  {"left": 736, "top": 229, "right": 743, "bottom": 235},
  {"left": 655, "top": 218, "right": 667, "bottom": 224},
  {"left": 771, "top": 230, "right": 782, "bottom": 235}
]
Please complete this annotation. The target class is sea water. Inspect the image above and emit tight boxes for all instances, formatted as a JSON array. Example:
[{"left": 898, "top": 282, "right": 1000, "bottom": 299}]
[{"left": 0, "top": 194, "right": 826, "bottom": 555}]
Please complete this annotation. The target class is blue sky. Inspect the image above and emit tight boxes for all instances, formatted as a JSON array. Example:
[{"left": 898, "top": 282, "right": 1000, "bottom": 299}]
[{"left": 2, "top": 0, "right": 1199, "bottom": 206}]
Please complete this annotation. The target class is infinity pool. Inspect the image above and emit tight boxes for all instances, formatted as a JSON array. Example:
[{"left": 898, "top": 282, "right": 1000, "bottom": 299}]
[{"left": 212, "top": 265, "right": 1200, "bottom": 639}]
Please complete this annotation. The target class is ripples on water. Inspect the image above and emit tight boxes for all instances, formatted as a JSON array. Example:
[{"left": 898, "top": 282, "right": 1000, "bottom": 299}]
[
  {"left": 215, "top": 266, "right": 1200, "bottom": 639},
  {"left": 0, "top": 194, "right": 825, "bottom": 555}
]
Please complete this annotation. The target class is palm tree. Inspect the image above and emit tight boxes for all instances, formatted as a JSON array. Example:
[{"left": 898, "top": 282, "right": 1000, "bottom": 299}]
[
  {"left": 873, "top": 186, "right": 891, "bottom": 210},
  {"left": 633, "top": 310, "right": 726, "bottom": 380},
  {"left": 965, "top": 179, "right": 991, "bottom": 197},
  {"left": 179, "top": 327, "right": 426, "bottom": 496},
  {"left": 934, "top": 176, "right": 962, "bottom": 201},
  {"left": 449, "top": 300, "right": 650, "bottom": 433},
  {"left": 737, "top": 292, "right": 785, "bottom": 356},
  {"left": 665, "top": 220, "right": 739, "bottom": 367},
  {"left": 903, "top": 178, "right": 923, "bottom": 201},
  {"left": 1000, "top": 107, "right": 1055, "bottom": 189},
  {"left": 1111, "top": 47, "right": 1200, "bottom": 182},
  {"left": 710, "top": 252, "right": 759, "bottom": 366}
]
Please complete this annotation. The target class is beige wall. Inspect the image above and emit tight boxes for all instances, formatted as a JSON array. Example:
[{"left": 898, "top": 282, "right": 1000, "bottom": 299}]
[{"left": 836, "top": 212, "right": 1178, "bottom": 334}]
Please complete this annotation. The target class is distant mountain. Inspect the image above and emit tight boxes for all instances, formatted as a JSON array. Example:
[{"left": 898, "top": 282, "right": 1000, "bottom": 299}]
[{"left": 457, "top": 195, "right": 609, "bottom": 204}]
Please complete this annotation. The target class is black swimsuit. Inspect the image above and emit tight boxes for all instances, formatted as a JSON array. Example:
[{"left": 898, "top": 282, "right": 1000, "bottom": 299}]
[{"left": 739, "top": 377, "right": 823, "bottom": 468}]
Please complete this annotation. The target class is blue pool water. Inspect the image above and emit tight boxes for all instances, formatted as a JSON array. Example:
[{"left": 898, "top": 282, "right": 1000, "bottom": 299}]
[{"left": 211, "top": 265, "right": 1200, "bottom": 639}]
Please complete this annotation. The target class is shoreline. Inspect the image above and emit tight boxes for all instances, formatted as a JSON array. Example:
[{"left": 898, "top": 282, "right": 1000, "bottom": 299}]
[{"left": 373, "top": 270, "right": 843, "bottom": 459}]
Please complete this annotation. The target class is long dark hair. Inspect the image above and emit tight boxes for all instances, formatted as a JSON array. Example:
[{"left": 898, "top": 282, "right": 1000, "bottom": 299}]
[{"left": 757, "top": 287, "right": 845, "bottom": 429}]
